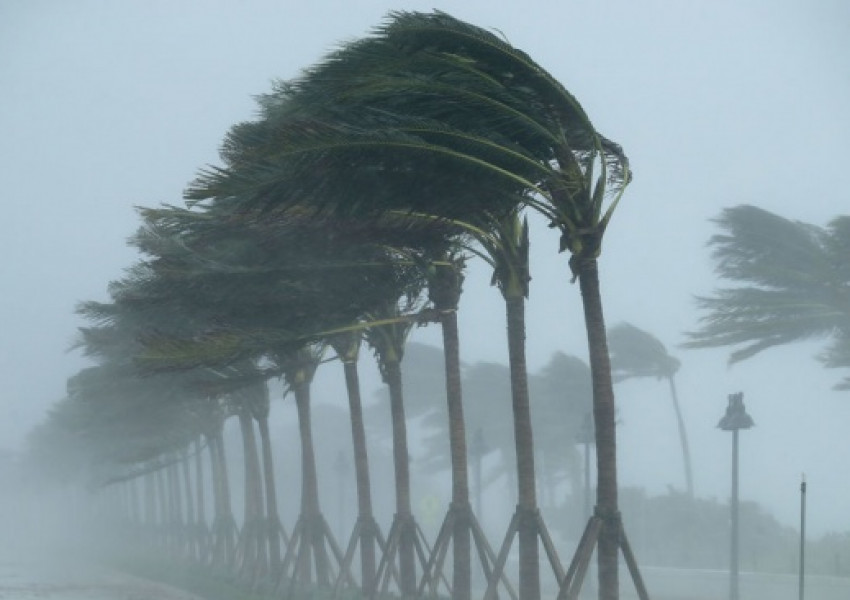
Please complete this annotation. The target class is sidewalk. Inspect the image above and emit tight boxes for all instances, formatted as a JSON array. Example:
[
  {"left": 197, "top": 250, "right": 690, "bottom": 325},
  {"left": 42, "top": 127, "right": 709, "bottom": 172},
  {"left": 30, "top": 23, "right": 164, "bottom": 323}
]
[{"left": 0, "top": 553, "right": 205, "bottom": 600}]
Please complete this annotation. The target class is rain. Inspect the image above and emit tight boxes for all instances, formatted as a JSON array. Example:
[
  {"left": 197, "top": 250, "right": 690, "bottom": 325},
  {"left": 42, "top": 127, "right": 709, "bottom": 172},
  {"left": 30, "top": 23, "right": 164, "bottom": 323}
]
[{"left": 2, "top": 1, "right": 849, "bottom": 599}]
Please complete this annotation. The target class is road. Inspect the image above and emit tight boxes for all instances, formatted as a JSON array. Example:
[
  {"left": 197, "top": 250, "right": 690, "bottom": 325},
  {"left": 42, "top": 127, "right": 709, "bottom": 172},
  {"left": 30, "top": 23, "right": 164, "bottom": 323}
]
[{"left": 0, "top": 554, "right": 203, "bottom": 600}]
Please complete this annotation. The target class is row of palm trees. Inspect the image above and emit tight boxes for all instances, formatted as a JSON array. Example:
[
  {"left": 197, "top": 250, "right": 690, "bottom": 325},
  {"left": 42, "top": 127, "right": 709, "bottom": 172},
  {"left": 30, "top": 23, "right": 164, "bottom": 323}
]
[
  {"left": 28, "top": 10, "right": 636, "bottom": 600},
  {"left": 26, "top": 7, "right": 849, "bottom": 600}
]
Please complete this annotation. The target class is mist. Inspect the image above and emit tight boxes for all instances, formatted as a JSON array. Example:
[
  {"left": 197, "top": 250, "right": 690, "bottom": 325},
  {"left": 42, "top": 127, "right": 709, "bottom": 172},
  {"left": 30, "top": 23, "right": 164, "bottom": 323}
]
[{"left": 2, "top": 1, "right": 850, "bottom": 599}]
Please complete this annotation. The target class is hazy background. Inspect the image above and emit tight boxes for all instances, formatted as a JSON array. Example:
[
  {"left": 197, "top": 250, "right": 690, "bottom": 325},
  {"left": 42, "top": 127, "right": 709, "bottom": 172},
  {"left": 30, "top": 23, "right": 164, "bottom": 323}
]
[{"left": 2, "top": 0, "right": 849, "bottom": 540}]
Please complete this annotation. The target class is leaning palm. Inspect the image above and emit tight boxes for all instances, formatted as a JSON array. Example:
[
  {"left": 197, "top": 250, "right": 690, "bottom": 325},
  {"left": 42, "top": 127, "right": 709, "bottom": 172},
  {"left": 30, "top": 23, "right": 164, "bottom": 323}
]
[
  {"left": 608, "top": 323, "right": 693, "bottom": 498},
  {"left": 187, "top": 11, "right": 632, "bottom": 599},
  {"left": 685, "top": 205, "right": 850, "bottom": 389}
]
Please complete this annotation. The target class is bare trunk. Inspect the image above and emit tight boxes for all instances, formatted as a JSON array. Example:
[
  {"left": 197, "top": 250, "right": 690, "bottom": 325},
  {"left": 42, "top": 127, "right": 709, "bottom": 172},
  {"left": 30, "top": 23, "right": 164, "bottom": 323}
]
[
  {"left": 144, "top": 471, "right": 156, "bottom": 532},
  {"left": 213, "top": 425, "right": 236, "bottom": 565},
  {"left": 505, "top": 293, "right": 540, "bottom": 600},
  {"left": 441, "top": 309, "right": 471, "bottom": 600},
  {"left": 238, "top": 408, "right": 267, "bottom": 576},
  {"left": 294, "top": 379, "right": 330, "bottom": 585},
  {"left": 385, "top": 359, "right": 416, "bottom": 596},
  {"left": 156, "top": 467, "right": 168, "bottom": 547},
  {"left": 667, "top": 377, "right": 694, "bottom": 498},
  {"left": 577, "top": 258, "right": 619, "bottom": 600},
  {"left": 129, "top": 477, "right": 140, "bottom": 528},
  {"left": 256, "top": 413, "right": 283, "bottom": 572},
  {"left": 194, "top": 436, "right": 207, "bottom": 555},
  {"left": 341, "top": 358, "right": 377, "bottom": 594},
  {"left": 206, "top": 434, "right": 222, "bottom": 561},
  {"left": 181, "top": 449, "right": 196, "bottom": 559}
]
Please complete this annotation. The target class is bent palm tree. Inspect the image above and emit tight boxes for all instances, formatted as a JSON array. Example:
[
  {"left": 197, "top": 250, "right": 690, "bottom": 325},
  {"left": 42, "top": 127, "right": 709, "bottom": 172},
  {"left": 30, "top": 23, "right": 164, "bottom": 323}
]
[
  {"left": 608, "top": 323, "right": 693, "bottom": 498},
  {"left": 187, "top": 12, "right": 633, "bottom": 599},
  {"left": 685, "top": 205, "right": 850, "bottom": 389}
]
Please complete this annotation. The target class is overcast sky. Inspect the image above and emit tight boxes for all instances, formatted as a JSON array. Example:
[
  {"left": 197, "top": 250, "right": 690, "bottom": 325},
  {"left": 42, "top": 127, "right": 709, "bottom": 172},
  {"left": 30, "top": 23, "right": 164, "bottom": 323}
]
[{"left": 2, "top": 0, "right": 849, "bottom": 536}]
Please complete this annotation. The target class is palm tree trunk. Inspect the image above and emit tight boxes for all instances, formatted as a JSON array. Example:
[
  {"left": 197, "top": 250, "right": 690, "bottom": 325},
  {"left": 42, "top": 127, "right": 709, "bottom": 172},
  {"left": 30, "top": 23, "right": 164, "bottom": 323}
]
[
  {"left": 194, "top": 437, "right": 207, "bottom": 555},
  {"left": 505, "top": 293, "right": 540, "bottom": 600},
  {"left": 144, "top": 471, "right": 156, "bottom": 535},
  {"left": 129, "top": 477, "right": 140, "bottom": 529},
  {"left": 206, "top": 433, "right": 224, "bottom": 563},
  {"left": 171, "top": 458, "right": 185, "bottom": 553},
  {"left": 441, "top": 308, "right": 472, "bottom": 600},
  {"left": 293, "top": 379, "right": 330, "bottom": 585},
  {"left": 213, "top": 424, "right": 237, "bottom": 565},
  {"left": 181, "top": 448, "right": 196, "bottom": 559},
  {"left": 385, "top": 358, "right": 417, "bottom": 596},
  {"left": 341, "top": 358, "right": 377, "bottom": 595},
  {"left": 577, "top": 258, "right": 619, "bottom": 600},
  {"left": 667, "top": 376, "right": 694, "bottom": 498},
  {"left": 238, "top": 408, "right": 266, "bottom": 576},
  {"left": 156, "top": 467, "right": 168, "bottom": 548},
  {"left": 256, "top": 412, "right": 283, "bottom": 573}
]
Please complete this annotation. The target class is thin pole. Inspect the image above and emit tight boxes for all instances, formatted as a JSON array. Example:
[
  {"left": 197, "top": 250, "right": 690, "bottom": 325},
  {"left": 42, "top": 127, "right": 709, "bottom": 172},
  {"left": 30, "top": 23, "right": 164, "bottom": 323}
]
[
  {"left": 583, "top": 441, "right": 591, "bottom": 522},
  {"left": 730, "top": 429, "right": 740, "bottom": 600},
  {"left": 799, "top": 474, "right": 806, "bottom": 600}
]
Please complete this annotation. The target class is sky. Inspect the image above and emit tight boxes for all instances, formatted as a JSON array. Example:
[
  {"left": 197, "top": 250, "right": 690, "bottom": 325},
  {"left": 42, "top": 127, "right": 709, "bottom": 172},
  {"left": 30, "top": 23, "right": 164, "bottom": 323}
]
[{"left": 2, "top": 0, "right": 849, "bottom": 537}]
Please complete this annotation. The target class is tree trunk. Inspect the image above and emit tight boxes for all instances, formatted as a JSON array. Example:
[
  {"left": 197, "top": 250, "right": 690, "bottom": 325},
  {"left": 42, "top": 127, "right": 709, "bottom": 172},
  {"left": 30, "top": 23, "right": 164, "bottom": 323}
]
[
  {"left": 144, "top": 471, "right": 156, "bottom": 534},
  {"left": 441, "top": 308, "right": 471, "bottom": 600},
  {"left": 213, "top": 424, "right": 236, "bottom": 565},
  {"left": 238, "top": 408, "right": 267, "bottom": 576},
  {"left": 577, "top": 258, "right": 619, "bottom": 600},
  {"left": 667, "top": 376, "right": 694, "bottom": 498},
  {"left": 181, "top": 448, "right": 196, "bottom": 559},
  {"left": 195, "top": 436, "right": 207, "bottom": 559},
  {"left": 385, "top": 358, "right": 416, "bottom": 596},
  {"left": 206, "top": 433, "right": 224, "bottom": 563},
  {"left": 294, "top": 379, "right": 330, "bottom": 585},
  {"left": 155, "top": 467, "right": 168, "bottom": 547},
  {"left": 256, "top": 413, "right": 283, "bottom": 574},
  {"left": 341, "top": 357, "right": 377, "bottom": 595},
  {"left": 505, "top": 293, "right": 540, "bottom": 600},
  {"left": 129, "top": 477, "right": 140, "bottom": 529}
]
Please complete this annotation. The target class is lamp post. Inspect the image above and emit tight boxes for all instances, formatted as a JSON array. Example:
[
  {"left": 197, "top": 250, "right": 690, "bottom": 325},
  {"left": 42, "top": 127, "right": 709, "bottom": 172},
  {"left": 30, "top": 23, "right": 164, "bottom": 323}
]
[
  {"left": 469, "top": 427, "right": 488, "bottom": 519},
  {"left": 799, "top": 474, "right": 806, "bottom": 600},
  {"left": 718, "top": 392, "right": 754, "bottom": 600}
]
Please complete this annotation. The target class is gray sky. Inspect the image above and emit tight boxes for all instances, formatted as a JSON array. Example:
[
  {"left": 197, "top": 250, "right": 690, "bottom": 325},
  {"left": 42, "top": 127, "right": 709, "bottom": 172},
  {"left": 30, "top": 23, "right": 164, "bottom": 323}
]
[{"left": 2, "top": 0, "right": 849, "bottom": 536}]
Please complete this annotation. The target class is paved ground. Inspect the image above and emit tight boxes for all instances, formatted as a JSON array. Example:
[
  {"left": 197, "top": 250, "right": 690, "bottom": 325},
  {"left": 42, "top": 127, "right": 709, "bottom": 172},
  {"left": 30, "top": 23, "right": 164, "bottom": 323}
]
[{"left": 0, "top": 555, "right": 204, "bottom": 600}]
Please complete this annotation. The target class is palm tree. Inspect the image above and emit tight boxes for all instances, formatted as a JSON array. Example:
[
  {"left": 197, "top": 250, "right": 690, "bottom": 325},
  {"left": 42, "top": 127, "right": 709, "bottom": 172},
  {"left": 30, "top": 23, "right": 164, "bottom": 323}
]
[
  {"left": 685, "top": 205, "right": 850, "bottom": 389},
  {"left": 328, "top": 331, "right": 380, "bottom": 596},
  {"left": 364, "top": 298, "right": 425, "bottom": 598},
  {"left": 608, "top": 323, "right": 693, "bottom": 498},
  {"left": 186, "top": 12, "right": 633, "bottom": 598}
]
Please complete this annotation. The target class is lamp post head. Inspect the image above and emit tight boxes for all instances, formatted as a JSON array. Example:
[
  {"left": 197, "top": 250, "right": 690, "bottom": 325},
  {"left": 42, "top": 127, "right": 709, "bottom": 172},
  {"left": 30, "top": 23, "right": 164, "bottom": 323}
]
[{"left": 718, "top": 392, "right": 755, "bottom": 431}]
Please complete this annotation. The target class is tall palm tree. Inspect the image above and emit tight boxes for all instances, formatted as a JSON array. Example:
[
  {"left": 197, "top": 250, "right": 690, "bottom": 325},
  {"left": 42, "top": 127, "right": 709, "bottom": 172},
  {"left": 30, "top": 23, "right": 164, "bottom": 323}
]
[
  {"left": 328, "top": 331, "right": 380, "bottom": 596},
  {"left": 608, "top": 323, "right": 693, "bottom": 498},
  {"left": 685, "top": 205, "right": 850, "bottom": 389},
  {"left": 364, "top": 298, "right": 424, "bottom": 598},
  {"left": 186, "top": 12, "right": 632, "bottom": 598}
]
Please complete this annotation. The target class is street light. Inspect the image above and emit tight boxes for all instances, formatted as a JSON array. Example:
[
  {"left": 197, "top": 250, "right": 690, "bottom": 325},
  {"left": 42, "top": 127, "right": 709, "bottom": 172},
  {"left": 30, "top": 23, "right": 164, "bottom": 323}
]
[{"left": 718, "top": 392, "right": 754, "bottom": 600}]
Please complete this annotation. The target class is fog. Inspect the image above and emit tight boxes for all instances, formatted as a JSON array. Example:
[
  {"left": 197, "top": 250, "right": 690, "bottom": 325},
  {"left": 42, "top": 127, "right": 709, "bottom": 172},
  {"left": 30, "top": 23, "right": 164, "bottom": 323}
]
[{"left": 2, "top": 1, "right": 849, "bottom": 598}]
